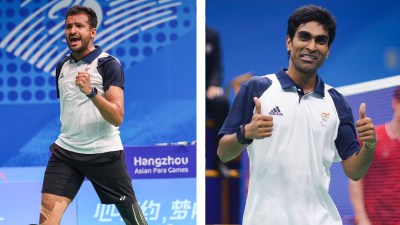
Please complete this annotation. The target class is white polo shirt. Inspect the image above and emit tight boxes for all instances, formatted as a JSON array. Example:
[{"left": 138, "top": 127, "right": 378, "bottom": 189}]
[
  {"left": 219, "top": 68, "right": 360, "bottom": 225},
  {"left": 54, "top": 46, "right": 124, "bottom": 154}
]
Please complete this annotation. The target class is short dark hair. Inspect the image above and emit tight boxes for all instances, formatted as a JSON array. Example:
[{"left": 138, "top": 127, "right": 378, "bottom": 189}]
[
  {"left": 65, "top": 5, "right": 98, "bottom": 29},
  {"left": 287, "top": 5, "right": 336, "bottom": 47}
]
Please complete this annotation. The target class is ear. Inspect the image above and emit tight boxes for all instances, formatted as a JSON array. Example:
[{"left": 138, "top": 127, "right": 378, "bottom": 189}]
[
  {"left": 285, "top": 35, "right": 292, "bottom": 52},
  {"left": 326, "top": 48, "right": 330, "bottom": 59},
  {"left": 91, "top": 28, "right": 97, "bottom": 39}
]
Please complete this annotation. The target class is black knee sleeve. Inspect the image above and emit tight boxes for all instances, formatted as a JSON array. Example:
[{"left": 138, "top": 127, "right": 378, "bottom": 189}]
[{"left": 115, "top": 202, "right": 148, "bottom": 225}]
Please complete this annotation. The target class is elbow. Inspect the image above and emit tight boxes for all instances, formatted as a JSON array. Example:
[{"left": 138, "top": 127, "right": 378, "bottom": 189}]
[
  {"left": 218, "top": 156, "right": 230, "bottom": 164},
  {"left": 115, "top": 112, "right": 124, "bottom": 126},
  {"left": 217, "top": 147, "right": 229, "bottom": 163},
  {"left": 219, "top": 156, "right": 230, "bottom": 164},
  {"left": 113, "top": 109, "right": 124, "bottom": 127},
  {"left": 345, "top": 169, "right": 364, "bottom": 181},
  {"left": 342, "top": 157, "right": 369, "bottom": 182},
  {"left": 349, "top": 176, "right": 363, "bottom": 182},
  {"left": 112, "top": 117, "right": 123, "bottom": 127}
]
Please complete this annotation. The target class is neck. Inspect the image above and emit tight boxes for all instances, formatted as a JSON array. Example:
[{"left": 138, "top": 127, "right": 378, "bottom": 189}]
[
  {"left": 72, "top": 45, "right": 96, "bottom": 61},
  {"left": 286, "top": 67, "right": 317, "bottom": 93}
]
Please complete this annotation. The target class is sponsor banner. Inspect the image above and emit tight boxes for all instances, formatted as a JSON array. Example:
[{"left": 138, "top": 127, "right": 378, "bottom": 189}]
[
  {"left": 125, "top": 145, "right": 196, "bottom": 179},
  {"left": 0, "top": 145, "right": 197, "bottom": 224},
  {"left": 77, "top": 178, "right": 196, "bottom": 225}
]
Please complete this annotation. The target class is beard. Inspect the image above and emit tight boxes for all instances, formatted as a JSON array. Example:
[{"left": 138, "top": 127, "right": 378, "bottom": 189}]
[
  {"left": 67, "top": 37, "right": 91, "bottom": 56},
  {"left": 290, "top": 55, "right": 326, "bottom": 75}
]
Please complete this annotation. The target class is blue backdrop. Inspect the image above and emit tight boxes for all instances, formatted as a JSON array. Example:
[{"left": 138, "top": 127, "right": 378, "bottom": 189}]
[
  {"left": 206, "top": 0, "right": 400, "bottom": 88},
  {"left": 0, "top": 0, "right": 196, "bottom": 167}
]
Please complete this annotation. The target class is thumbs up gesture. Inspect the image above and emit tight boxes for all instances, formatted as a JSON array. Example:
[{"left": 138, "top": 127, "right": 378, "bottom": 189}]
[
  {"left": 244, "top": 97, "right": 274, "bottom": 139},
  {"left": 356, "top": 103, "right": 377, "bottom": 149}
]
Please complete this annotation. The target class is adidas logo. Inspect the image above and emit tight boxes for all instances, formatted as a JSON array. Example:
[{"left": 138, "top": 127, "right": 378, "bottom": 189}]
[
  {"left": 59, "top": 73, "right": 65, "bottom": 80},
  {"left": 119, "top": 196, "right": 126, "bottom": 201},
  {"left": 268, "top": 106, "right": 283, "bottom": 116}
]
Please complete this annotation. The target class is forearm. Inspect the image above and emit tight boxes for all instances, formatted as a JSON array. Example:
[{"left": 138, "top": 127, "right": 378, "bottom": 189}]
[
  {"left": 348, "top": 104, "right": 377, "bottom": 180},
  {"left": 343, "top": 144, "right": 375, "bottom": 181},
  {"left": 217, "top": 133, "right": 247, "bottom": 163},
  {"left": 91, "top": 94, "right": 124, "bottom": 126}
]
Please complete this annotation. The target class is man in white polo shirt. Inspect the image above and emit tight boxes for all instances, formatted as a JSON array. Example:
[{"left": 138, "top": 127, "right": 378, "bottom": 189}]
[
  {"left": 39, "top": 5, "right": 147, "bottom": 225},
  {"left": 217, "top": 5, "right": 377, "bottom": 225}
]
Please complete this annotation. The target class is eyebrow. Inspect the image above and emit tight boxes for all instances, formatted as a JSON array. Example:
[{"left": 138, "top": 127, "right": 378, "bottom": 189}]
[
  {"left": 65, "top": 21, "right": 86, "bottom": 26},
  {"left": 297, "top": 31, "right": 329, "bottom": 41}
]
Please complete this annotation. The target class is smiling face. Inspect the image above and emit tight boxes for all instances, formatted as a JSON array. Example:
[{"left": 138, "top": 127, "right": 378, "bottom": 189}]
[
  {"left": 286, "top": 21, "right": 330, "bottom": 77},
  {"left": 65, "top": 13, "right": 96, "bottom": 60}
]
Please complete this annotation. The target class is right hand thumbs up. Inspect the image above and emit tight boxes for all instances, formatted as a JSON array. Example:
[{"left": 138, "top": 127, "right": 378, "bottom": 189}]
[
  {"left": 356, "top": 102, "right": 377, "bottom": 145},
  {"left": 245, "top": 97, "right": 273, "bottom": 140},
  {"left": 254, "top": 97, "right": 262, "bottom": 114},
  {"left": 359, "top": 102, "right": 366, "bottom": 120}
]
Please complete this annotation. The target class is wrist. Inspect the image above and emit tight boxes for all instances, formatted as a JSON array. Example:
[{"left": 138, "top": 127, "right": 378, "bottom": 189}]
[
  {"left": 363, "top": 141, "right": 376, "bottom": 150},
  {"left": 236, "top": 124, "right": 253, "bottom": 145},
  {"left": 86, "top": 87, "right": 98, "bottom": 99}
]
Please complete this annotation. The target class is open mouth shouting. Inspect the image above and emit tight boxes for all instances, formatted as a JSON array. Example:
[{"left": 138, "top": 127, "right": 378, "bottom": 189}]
[{"left": 69, "top": 36, "right": 81, "bottom": 47}]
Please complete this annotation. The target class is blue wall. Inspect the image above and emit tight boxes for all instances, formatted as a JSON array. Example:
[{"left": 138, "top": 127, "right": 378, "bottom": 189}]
[
  {"left": 0, "top": 0, "right": 196, "bottom": 167},
  {"left": 206, "top": 0, "right": 400, "bottom": 88}
]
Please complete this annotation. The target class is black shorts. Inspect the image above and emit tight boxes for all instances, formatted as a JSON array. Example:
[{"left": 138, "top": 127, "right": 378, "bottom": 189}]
[{"left": 42, "top": 143, "right": 137, "bottom": 205}]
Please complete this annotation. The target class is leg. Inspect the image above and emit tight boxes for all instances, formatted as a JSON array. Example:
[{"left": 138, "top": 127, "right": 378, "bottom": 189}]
[
  {"left": 115, "top": 202, "right": 148, "bottom": 225},
  {"left": 81, "top": 151, "right": 148, "bottom": 225},
  {"left": 40, "top": 144, "right": 85, "bottom": 225},
  {"left": 39, "top": 193, "right": 71, "bottom": 225}
]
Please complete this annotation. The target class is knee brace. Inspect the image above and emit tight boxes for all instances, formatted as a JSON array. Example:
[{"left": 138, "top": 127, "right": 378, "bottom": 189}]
[
  {"left": 115, "top": 202, "right": 148, "bottom": 225},
  {"left": 39, "top": 199, "right": 69, "bottom": 225}
]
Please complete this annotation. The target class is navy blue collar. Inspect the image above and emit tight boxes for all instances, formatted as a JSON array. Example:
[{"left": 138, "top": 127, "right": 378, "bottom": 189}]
[
  {"left": 70, "top": 46, "right": 102, "bottom": 63},
  {"left": 275, "top": 68, "right": 325, "bottom": 97}
]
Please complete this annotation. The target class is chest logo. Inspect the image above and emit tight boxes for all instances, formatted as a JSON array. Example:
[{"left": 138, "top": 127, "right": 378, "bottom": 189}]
[
  {"left": 268, "top": 106, "right": 283, "bottom": 116},
  {"left": 59, "top": 73, "right": 65, "bottom": 80},
  {"left": 320, "top": 112, "right": 330, "bottom": 127}
]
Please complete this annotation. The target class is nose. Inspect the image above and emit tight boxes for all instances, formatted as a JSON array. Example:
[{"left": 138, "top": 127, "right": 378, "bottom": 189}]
[
  {"left": 306, "top": 39, "right": 317, "bottom": 51},
  {"left": 69, "top": 25, "right": 77, "bottom": 34}
]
